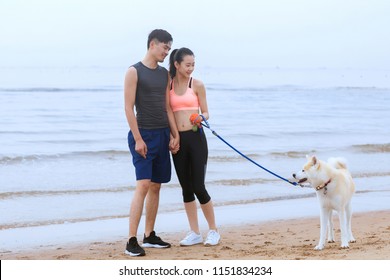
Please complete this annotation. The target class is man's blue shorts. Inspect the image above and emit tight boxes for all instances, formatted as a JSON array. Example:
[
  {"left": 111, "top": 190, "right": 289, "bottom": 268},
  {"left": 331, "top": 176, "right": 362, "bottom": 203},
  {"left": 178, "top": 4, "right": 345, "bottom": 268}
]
[{"left": 128, "top": 127, "right": 171, "bottom": 183}]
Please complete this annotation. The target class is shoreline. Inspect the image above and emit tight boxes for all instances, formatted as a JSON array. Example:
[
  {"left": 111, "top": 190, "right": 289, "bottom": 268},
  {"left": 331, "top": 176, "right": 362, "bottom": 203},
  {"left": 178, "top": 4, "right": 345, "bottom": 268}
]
[{"left": 2, "top": 210, "right": 389, "bottom": 260}]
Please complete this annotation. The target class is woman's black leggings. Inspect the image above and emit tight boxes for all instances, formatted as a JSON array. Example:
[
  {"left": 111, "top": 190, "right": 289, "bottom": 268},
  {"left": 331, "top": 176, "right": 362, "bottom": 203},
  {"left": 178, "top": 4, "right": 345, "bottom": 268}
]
[{"left": 172, "top": 129, "right": 211, "bottom": 204}]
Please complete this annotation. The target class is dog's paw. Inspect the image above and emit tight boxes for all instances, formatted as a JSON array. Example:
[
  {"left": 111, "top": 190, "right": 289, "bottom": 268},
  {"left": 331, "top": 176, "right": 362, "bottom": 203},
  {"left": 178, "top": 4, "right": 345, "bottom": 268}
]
[
  {"left": 314, "top": 244, "right": 324, "bottom": 250},
  {"left": 327, "top": 240, "right": 335, "bottom": 243},
  {"left": 340, "top": 244, "right": 350, "bottom": 249},
  {"left": 349, "top": 238, "right": 356, "bottom": 243}
]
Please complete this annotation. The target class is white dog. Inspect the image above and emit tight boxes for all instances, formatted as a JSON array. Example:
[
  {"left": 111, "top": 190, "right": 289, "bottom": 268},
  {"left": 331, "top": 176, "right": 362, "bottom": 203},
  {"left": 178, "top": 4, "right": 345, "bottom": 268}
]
[{"left": 293, "top": 155, "right": 356, "bottom": 250}]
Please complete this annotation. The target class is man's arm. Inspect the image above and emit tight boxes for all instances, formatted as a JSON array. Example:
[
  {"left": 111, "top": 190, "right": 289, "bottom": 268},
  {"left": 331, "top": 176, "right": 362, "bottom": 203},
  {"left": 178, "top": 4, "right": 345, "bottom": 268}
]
[
  {"left": 124, "top": 67, "right": 147, "bottom": 158},
  {"left": 166, "top": 75, "right": 180, "bottom": 153}
]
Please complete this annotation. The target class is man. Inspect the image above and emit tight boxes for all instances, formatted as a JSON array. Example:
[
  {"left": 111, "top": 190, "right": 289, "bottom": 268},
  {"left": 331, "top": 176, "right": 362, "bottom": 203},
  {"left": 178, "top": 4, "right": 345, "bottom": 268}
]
[{"left": 124, "top": 29, "right": 179, "bottom": 257}]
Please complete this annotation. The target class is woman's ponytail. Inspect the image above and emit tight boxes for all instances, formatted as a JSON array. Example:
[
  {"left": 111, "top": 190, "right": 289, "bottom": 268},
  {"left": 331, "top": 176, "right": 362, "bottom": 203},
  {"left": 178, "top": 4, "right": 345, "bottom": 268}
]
[{"left": 169, "top": 49, "right": 178, "bottom": 79}]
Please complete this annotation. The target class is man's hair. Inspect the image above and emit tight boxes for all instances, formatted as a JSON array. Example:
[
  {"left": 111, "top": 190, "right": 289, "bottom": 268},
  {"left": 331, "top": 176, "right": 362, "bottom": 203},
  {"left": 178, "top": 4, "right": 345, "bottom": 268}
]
[{"left": 147, "top": 29, "right": 173, "bottom": 49}]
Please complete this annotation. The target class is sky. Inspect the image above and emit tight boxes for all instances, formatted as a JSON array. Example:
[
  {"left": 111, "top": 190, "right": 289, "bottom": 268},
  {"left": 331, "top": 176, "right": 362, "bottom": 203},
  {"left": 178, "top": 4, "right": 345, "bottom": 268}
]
[{"left": 1, "top": 0, "right": 390, "bottom": 69}]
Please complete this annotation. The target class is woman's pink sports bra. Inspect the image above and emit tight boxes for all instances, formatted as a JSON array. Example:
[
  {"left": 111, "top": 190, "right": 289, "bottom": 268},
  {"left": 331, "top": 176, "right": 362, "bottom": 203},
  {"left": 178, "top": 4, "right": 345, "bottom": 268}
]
[{"left": 170, "top": 77, "right": 200, "bottom": 112}]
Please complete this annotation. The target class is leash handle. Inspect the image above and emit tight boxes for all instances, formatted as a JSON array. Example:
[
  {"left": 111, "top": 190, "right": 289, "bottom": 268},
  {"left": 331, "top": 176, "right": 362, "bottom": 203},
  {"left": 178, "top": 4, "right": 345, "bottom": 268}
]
[{"left": 199, "top": 116, "right": 298, "bottom": 186}]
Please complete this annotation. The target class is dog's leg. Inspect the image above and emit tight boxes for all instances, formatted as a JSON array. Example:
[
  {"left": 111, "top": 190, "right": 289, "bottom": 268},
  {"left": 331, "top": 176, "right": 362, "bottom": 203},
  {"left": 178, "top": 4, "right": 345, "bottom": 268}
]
[
  {"left": 315, "top": 208, "right": 330, "bottom": 250},
  {"left": 338, "top": 209, "right": 349, "bottom": 248},
  {"left": 346, "top": 202, "right": 355, "bottom": 243},
  {"left": 327, "top": 210, "right": 335, "bottom": 243}
]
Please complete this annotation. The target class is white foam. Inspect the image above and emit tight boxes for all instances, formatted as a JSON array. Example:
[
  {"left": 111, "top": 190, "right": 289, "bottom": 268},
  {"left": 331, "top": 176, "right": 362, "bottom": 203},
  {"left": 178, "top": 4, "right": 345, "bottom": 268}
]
[{"left": 1, "top": 191, "right": 388, "bottom": 253}]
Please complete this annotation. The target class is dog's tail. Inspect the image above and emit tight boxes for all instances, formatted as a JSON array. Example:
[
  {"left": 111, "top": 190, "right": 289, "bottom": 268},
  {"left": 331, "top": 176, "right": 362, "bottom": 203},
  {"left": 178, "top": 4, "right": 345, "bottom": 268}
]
[{"left": 328, "top": 157, "right": 348, "bottom": 169}]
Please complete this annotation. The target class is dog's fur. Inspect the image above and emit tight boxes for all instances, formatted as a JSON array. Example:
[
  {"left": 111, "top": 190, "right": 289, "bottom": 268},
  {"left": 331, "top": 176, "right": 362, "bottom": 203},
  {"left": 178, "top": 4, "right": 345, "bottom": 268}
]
[{"left": 293, "top": 155, "right": 355, "bottom": 250}]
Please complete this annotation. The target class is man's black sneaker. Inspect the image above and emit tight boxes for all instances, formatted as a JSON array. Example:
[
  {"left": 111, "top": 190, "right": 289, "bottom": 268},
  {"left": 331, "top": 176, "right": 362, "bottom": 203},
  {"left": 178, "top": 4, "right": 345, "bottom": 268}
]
[
  {"left": 124, "top": 237, "right": 146, "bottom": 257},
  {"left": 142, "top": 231, "right": 171, "bottom": 248}
]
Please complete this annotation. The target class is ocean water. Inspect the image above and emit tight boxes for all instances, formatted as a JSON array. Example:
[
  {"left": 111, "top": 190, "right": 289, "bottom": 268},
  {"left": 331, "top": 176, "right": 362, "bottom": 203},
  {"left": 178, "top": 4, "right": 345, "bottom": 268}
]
[{"left": 1, "top": 66, "right": 390, "bottom": 251}]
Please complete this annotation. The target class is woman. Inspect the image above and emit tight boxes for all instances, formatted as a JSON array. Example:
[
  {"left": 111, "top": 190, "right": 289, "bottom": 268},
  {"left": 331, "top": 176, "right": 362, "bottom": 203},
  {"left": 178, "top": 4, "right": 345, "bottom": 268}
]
[{"left": 169, "top": 47, "right": 220, "bottom": 246}]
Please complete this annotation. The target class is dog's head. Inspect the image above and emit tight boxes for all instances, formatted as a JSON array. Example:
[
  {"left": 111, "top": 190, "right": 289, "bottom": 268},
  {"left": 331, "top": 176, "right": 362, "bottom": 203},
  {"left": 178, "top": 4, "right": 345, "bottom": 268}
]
[{"left": 292, "top": 155, "right": 319, "bottom": 184}]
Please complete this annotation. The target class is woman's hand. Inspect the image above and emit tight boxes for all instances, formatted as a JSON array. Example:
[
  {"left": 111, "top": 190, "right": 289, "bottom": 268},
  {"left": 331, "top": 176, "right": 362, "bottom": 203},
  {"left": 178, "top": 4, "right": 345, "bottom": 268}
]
[
  {"left": 190, "top": 113, "right": 202, "bottom": 126},
  {"left": 169, "top": 134, "right": 180, "bottom": 154}
]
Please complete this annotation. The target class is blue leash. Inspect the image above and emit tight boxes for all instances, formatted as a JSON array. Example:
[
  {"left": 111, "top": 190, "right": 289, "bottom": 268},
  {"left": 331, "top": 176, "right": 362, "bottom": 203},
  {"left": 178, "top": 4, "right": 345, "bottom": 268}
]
[{"left": 199, "top": 115, "right": 298, "bottom": 186}]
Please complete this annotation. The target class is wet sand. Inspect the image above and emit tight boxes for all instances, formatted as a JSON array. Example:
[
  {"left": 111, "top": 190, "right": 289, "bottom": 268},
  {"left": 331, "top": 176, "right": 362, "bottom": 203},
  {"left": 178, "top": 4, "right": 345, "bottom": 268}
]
[{"left": 2, "top": 210, "right": 389, "bottom": 260}]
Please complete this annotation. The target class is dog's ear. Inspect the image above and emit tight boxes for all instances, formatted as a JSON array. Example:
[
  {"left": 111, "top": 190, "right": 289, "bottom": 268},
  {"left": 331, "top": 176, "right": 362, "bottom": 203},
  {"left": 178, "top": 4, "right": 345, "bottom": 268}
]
[{"left": 312, "top": 156, "right": 317, "bottom": 166}]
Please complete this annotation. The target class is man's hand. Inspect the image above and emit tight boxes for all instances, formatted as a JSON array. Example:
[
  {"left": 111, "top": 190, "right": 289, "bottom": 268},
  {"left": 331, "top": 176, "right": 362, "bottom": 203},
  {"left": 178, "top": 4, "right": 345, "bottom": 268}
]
[
  {"left": 135, "top": 139, "right": 147, "bottom": 159},
  {"left": 169, "top": 135, "right": 180, "bottom": 154}
]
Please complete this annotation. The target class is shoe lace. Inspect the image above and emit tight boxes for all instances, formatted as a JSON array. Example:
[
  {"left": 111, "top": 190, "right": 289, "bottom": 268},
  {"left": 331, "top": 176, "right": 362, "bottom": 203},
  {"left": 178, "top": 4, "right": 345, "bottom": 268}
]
[
  {"left": 129, "top": 238, "right": 139, "bottom": 246},
  {"left": 206, "top": 230, "right": 218, "bottom": 241},
  {"left": 146, "top": 231, "right": 161, "bottom": 241},
  {"left": 184, "top": 231, "right": 196, "bottom": 240},
  {"left": 153, "top": 235, "right": 162, "bottom": 241}
]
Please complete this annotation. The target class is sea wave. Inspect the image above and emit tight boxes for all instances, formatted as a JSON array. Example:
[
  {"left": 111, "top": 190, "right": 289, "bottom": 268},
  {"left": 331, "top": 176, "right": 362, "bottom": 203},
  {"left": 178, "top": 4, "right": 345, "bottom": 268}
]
[
  {"left": 2, "top": 142, "right": 387, "bottom": 166},
  {"left": 2, "top": 189, "right": 388, "bottom": 230},
  {"left": 2, "top": 171, "right": 389, "bottom": 200},
  {"left": 206, "top": 85, "right": 390, "bottom": 92},
  {"left": 0, "top": 150, "right": 129, "bottom": 164},
  {"left": 0, "top": 87, "right": 120, "bottom": 93},
  {"left": 0, "top": 186, "right": 134, "bottom": 200},
  {"left": 352, "top": 143, "right": 390, "bottom": 153},
  {"left": 212, "top": 172, "right": 390, "bottom": 186},
  {"left": 0, "top": 215, "right": 129, "bottom": 230},
  {"left": 210, "top": 149, "right": 317, "bottom": 161},
  {"left": 269, "top": 150, "right": 316, "bottom": 158},
  {"left": 2, "top": 84, "right": 388, "bottom": 94},
  {"left": 0, "top": 194, "right": 318, "bottom": 230},
  {"left": 0, "top": 150, "right": 309, "bottom": 165},
  {"left": 209, "top": 154, "right": 258, "bottom": 162}
]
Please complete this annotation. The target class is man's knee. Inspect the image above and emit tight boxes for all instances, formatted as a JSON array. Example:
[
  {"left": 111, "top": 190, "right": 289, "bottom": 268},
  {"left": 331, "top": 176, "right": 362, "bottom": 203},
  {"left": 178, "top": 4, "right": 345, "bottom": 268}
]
[
  {"left": 149, "top": 182, "right": 161, "bottom": 193},
  {"left": 135, "top": 180, "right": 151, "bottom": 196}
]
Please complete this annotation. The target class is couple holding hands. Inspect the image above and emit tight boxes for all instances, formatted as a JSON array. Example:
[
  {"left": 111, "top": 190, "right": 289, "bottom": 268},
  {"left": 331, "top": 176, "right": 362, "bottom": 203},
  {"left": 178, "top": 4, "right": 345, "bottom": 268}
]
[{"left": 124, "top": 29, "right": 220, "bottom": 257}]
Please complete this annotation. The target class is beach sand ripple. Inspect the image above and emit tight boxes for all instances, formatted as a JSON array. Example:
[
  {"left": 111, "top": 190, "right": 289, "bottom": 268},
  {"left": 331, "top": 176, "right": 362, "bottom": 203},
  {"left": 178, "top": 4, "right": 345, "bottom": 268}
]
[{"left": 2, "top": 210, "right": 389, "bottom": 260}]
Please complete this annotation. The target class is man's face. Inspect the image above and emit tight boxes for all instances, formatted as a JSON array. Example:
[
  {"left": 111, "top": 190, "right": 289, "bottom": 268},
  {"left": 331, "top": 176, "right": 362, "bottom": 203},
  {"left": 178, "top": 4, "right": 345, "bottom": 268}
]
[{"left": 152, "top": 40, "right": 172, "bottom": 62}]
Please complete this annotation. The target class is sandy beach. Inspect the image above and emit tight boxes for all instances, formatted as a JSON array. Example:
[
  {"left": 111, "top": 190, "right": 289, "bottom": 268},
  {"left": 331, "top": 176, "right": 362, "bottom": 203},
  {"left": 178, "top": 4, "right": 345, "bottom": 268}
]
[{"left": 2, "top": 210, "right": 388, "bottom": 260}]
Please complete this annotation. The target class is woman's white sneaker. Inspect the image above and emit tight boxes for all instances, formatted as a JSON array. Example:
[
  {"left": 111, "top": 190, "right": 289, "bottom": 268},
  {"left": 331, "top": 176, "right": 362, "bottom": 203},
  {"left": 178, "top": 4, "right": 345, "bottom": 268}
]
[
  {"left": 180, "top": 231, "right": 203, "bottom": 246},
  {"left": 204, "top": 230, "right": 220, "bottom": 246}
]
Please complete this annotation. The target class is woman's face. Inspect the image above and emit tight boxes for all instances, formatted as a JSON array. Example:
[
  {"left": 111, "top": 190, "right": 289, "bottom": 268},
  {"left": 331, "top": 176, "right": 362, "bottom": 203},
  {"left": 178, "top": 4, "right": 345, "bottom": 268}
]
[{"left": 176, "top": 55, "right": 195, "bottom": 78}]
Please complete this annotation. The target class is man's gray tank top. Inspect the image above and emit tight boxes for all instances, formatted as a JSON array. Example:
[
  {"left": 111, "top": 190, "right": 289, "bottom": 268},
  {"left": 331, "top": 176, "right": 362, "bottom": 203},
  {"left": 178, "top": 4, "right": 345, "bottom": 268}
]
[{"left": 133, "top": 62, "right": 169, "bottom": 129}]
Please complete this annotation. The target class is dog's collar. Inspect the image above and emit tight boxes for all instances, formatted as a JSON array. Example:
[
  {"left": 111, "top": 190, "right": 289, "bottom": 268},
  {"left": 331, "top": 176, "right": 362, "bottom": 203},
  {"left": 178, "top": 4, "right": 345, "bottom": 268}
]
[{"left": 315, "top": 179, "right": 332, "bottom": 193}]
